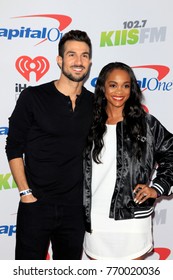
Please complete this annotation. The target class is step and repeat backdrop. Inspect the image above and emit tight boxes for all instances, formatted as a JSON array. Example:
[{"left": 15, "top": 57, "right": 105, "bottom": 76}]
[{"left": 0, "top": 0, "right": 173, "bottom": 260}]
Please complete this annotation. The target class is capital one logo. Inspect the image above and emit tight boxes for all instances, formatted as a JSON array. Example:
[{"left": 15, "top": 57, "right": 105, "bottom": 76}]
[
  {"left": 15, "top": 56, "right": 50, "bottom": 81},
  {"left": 91, "top": 64, "right": 172, "bottom": 95},
  {"left": 1, "top": 14, "right": 72, "bottom": 45},
  {"left": 133, "top": 65, "right": 171, "bottom": 92}
]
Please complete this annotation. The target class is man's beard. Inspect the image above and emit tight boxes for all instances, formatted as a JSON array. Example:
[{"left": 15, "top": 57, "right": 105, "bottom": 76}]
[{"left": 62, "top": 64, "right": 88, "bottom": 82}]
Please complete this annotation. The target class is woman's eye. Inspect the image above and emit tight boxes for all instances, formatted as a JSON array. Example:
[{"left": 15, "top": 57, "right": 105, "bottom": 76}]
[{"left": 124, "top": 84, "right": 130, "bottom": 88}]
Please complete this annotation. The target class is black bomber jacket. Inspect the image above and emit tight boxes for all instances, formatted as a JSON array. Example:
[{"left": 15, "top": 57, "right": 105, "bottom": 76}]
[{"left": 83, "top": 114, "right": 173, "bottom": 233}]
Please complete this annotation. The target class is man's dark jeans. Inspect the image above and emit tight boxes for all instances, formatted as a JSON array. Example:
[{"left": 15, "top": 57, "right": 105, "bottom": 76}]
[{"left": 15, "top": 200, "right": 85, "bottom": 260}]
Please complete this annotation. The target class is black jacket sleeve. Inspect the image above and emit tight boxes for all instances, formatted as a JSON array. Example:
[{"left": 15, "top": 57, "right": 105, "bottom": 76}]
[{"left": 150, "top": 115, "right": 173, "bottom": 196}]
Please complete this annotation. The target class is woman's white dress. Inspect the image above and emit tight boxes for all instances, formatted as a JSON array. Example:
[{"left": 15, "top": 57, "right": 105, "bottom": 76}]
[{"left": 84, "top": 124, "right": 153, "bottom": 259}]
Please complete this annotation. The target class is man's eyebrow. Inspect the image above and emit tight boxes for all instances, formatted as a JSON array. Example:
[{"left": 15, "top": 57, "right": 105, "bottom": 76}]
[{"left": 66, "top": 51, "right": 90, "bottom": 55}]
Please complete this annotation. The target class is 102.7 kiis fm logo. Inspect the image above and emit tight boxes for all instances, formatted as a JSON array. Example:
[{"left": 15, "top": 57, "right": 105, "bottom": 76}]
[{"left": 100, "top": 19, "right": 166, "bottom": 46}]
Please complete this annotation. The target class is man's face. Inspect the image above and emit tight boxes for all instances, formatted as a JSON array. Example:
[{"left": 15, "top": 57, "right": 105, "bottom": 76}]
[{"left": 57, "top": 40, "right": 91, "bottom": 82}]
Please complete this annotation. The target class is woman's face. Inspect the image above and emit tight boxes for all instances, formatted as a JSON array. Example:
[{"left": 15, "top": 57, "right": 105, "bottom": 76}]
[{"left": 104, "top": 68, "right": 131, "bottom": 110}]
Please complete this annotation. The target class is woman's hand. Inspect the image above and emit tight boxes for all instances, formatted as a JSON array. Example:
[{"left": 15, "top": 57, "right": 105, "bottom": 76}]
[{"left": 133, "top": 184, "right": 157, "bottom": 204}]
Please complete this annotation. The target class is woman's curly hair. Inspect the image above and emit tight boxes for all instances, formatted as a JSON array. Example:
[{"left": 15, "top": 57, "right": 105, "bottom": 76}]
[{"left": 88, "top": 62, "right": 147, "bottom": 163}]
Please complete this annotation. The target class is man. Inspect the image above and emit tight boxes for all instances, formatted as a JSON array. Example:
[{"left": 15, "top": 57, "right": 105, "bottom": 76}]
[{"left": 5, "top": 30, "right": 93, "bottom": 260}]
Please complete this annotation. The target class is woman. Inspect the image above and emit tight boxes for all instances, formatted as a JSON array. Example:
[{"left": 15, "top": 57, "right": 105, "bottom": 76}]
[{"left": 83, "top": 62, "right": 173, "bottom": 260}]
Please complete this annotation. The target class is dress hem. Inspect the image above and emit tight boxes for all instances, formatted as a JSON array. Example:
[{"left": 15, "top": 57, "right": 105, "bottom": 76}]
[{"left": 83, "top": 243, "right": 153, "bottom": 260}]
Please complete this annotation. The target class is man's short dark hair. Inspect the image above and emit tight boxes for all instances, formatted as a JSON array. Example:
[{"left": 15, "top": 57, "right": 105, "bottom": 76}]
[{"left": 58, "top": 30, "right": 92, "bottom": 58}]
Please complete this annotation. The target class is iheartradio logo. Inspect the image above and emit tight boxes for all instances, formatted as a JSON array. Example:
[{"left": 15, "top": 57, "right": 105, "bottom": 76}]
[{"left": 15, "top": 55, "right": 50, "bottom": 81}]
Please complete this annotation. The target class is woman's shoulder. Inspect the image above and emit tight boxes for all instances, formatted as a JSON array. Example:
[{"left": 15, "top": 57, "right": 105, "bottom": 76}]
[{"left": 144, "top": 112, "right": 160, "bottom": 124}]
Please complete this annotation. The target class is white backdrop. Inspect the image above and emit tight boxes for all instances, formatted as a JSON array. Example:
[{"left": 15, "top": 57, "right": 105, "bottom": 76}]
[{"left": 0, "top": 0, "right": 173, "bottom": 260}]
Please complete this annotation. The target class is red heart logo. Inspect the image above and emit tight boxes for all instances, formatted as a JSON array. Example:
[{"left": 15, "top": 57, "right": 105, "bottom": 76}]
[{"left": 16, "top": 56, "right": 50, "bottom": 81}]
